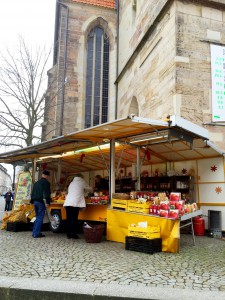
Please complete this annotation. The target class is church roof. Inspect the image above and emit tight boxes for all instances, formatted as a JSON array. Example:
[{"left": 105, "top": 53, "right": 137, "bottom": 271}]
[{"left": 72, "top": 0, "right": 116, "bottom": 9}]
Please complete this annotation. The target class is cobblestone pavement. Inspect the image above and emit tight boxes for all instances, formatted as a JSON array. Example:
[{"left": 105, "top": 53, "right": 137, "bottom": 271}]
[{"left": 0, "top": 229, "right": 225, "bottom": 294}]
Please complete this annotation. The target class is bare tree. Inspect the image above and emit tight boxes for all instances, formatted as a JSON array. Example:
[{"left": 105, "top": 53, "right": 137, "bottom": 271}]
[{"left": 0, "top": 37, "right": 52, "bottom": 148}]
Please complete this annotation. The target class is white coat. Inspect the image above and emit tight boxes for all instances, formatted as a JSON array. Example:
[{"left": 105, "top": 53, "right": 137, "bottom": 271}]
[{"left": 63, "top": 176, "right": 92, "bottom": 208}]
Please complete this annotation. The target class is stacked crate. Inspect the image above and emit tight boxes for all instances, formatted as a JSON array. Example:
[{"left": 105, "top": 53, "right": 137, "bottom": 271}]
[
  {"left": 111, "top": 199, "right": 129, "bottom": 211},
  {"left": 127, "top": 202, "right": 151, "bottom": 214},
  {"left": 126, "top": 224, "right": 162, "bottom": 254},
  {"left": 125, "top": 236, "right": 162, "bottom": 254}
]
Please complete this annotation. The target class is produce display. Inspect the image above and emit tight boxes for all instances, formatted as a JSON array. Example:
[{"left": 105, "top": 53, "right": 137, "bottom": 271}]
[
  {"left": 87, "top": 191, "right": 109, "bottom": 205},
  {"left": 1, "top": 203, "right": 35, "bottom": 230},
  {"left": 51, "top": 191, "right": 66, "bottom": 203},
  {"left": 51, "top": 191, "right": 109, "bottom": 205},
  {"left": 149, "top": 192, "right": 198, "bottom": 219},
  {"left": 112, "top": 191, "right": 198, "bottom": 220}
]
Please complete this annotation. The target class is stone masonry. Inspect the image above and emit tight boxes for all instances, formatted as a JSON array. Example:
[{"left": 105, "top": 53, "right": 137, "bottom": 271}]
[
  {"left": 43, "top": 0, "right": 225, "bottom": 152},
  {"left": 117, "top": 0, "right": 225, "bottom": 152},
  {"left": 43, "top": 0, "right": 116, "bottom": 140}
]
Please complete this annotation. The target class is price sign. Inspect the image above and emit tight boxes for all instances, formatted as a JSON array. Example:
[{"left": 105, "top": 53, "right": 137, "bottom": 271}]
[{"left": 211, "top": 44, "right": 225, "bottom": 122}]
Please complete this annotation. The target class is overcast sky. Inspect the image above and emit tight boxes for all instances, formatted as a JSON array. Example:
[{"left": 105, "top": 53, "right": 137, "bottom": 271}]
[
  {"left": 0, "top": 0, "right": 56, "bottom": 50},
  {"left": 0, "top": 0, "right": 56, "bottom": 177}
]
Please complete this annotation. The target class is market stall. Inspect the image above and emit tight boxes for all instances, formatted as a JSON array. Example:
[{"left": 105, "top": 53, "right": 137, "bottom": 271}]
[{"left": 0, "top": 115, "right": 224, "bottom": 252}]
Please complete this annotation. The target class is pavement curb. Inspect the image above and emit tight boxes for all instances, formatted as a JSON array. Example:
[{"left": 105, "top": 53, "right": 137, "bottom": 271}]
[{"left": 1, "top": 276, "right": 225, "bottom": 300}]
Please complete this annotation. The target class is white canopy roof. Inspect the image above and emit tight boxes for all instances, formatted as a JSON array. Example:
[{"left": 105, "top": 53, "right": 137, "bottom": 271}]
[{"left": 0, "top": 115, "right": 223, "bottom": 174}]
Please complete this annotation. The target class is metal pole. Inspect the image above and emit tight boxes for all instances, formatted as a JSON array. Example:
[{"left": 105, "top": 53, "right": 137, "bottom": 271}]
[
  {"left": 57, "top": 160, "right": 62, "bottom": 183},
  {"left": 136, "top": 147, "right": 140, "bottom": 190},
  {"left": 32, "top": 159, "right": 37, "bottom": 186},
  {"left": 12, "top": 164, "right": 16, "bottom": 191},
  {"left": 110, "top": 139, "right": 115, "bottom": 203},
  {"left": 97, "top": 144, "right": 109, "bottom": 174}
]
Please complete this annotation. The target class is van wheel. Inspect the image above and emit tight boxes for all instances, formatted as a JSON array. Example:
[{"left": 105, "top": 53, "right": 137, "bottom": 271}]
[{"left": 50, "top": 210, "right": 62, "bottom": 233}]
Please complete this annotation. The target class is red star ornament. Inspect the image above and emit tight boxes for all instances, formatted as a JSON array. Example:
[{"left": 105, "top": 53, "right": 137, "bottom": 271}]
[
  {"left": 215, "top": 186, "right": 222, "bottom": 194},
  {"left": 181, "top": 168, "right": 187, "bottom": 175},
  {"left": 211, "top": 165, "right": 217, "bottom": 172}
]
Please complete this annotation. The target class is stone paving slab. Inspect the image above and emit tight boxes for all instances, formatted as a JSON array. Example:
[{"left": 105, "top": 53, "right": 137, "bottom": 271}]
[{"left": 0, "top": 228, "right": 225, "bottom": 299}]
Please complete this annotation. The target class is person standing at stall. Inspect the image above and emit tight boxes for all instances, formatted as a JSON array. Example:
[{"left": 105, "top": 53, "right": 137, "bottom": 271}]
[
  {"left": 9, "top": 190, "right": 15, "bottom": 211},
  {"left": 4, "top": 190, "right": 13, "bottom": 211},
  {"left": 94, "top": 174, "right": 109, "bottom": 192},
  {"left": 30, "top": 170, "right": 51, "bottom": 238},
  {"left": 64, "top": 173, "right": 92, "bottom": 239}
]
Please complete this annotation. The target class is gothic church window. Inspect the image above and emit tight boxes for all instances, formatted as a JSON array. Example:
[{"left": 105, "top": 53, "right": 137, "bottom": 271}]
[{"left": 85, "top": 26, "right": 109, "bottom": 128}]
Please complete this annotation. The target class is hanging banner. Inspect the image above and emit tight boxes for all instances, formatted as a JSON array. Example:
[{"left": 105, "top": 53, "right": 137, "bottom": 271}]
[
  {"left": 14, "top": 172, "right": 32, "bottom": 210},
  {"left": 210, "top": 44, "right": 225, "bottom": 122}
]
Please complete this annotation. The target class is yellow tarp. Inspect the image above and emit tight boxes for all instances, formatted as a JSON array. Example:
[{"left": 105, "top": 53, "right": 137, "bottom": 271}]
[
  {"left": 50, "top": 203, "right": 108, "bottom": 222},
  {"left": 107, "top": 209, "right": 180, "bottom": 253},
  {"left": 79, "top": 205, "right": 107, "bottom": 222}
]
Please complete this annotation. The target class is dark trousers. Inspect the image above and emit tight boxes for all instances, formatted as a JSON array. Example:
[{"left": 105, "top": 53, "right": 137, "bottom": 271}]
[
  {"left": 5, "top": 201, "right": 11, "bottom": 211},
  {"left": 65, "top": 206, "right": 80, "bottom": 238},
  {"left": 32, "top": 201, "right": 46, "bottom": 238}
]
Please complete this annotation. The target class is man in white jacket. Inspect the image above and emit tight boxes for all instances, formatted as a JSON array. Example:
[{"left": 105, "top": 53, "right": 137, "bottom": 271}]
[{"left": 63, "top": 174, "right": 92, "bottom": 239}]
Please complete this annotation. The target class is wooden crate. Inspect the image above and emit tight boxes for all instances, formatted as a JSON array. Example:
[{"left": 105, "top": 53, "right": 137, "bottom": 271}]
[
  {"left": 127, "top": 202, "right": 151, "bottom": 214},
  {"left": 111, "top": 198, "right": 128, "bottom": 211},
  {"left": 128, "top": 225, "right": 160, "bottom": 239}
]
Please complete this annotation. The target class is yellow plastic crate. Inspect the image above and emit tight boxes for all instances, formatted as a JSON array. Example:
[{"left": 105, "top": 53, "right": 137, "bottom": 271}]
[
  {"left": 127, "top": 202, "right": 151, "bottom": 214},
  {"left": 111, "top": 198, "right": 128, "bottom": 211},
  {"left": 128, "top": 225, "right": 160, "bottom": 239}
]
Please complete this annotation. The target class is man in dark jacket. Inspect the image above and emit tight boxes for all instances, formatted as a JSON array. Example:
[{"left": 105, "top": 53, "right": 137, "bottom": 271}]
[
  {"left": 30, "top": 170, "right": 51, "bottom": 238},
  {"left": 4, "top": 190, "right": 13, "bottom": 211}
]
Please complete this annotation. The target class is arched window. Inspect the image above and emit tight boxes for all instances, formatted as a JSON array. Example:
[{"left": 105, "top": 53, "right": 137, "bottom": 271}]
[
  {"left": 129, "top": 97, "right": 139, "bottom": 116},
  {"left": 85, "top": 27, "right": 109, "bottom": 128}
]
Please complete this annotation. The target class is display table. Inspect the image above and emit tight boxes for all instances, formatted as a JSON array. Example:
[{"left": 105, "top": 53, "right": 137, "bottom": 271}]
[{"left": 106, "top": 209, "right": 203, "bottom": 253}]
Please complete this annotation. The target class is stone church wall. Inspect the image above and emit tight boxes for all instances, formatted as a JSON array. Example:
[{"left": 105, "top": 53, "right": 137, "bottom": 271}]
[
  {"left": 117, "top": 0, "right": 225, "bottom": 151},
  {"left": 43, "top": 1, "right": 116, "bottom": 140}
]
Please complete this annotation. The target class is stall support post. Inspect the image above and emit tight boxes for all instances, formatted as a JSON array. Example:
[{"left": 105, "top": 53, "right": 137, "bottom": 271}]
[
  {"left": 32, "top": 158, "right": 37, "bottom": 185},
  {"left": 12, "top": 164, "right": 16, "bottom": 191},
  {"left": 136, "top": 147, "right": 141, "bottom": 190},
  {"left": 57, "top": 160, "right": 62, "bottom": 183},
  {"left": 110, "top": 139, "right": 116, "bottom": 203}
]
